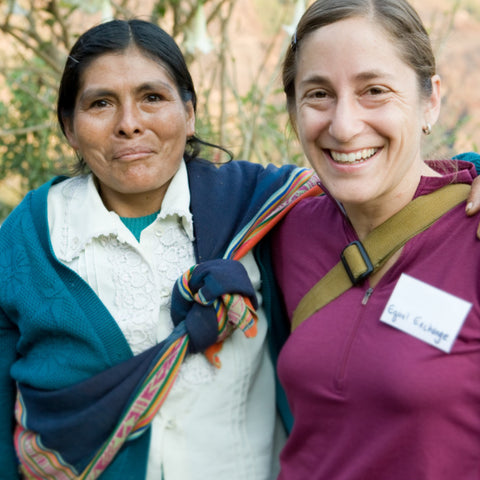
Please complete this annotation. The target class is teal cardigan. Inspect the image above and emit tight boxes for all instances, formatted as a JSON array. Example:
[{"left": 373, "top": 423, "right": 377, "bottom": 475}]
[{"left": 0, "top": 159, "right": 303, "bottom": 479}]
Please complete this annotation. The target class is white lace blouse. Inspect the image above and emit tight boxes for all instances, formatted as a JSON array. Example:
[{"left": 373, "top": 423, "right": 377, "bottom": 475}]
[{"left": 47, "top": 161, "right": 284, "bottom": 480}]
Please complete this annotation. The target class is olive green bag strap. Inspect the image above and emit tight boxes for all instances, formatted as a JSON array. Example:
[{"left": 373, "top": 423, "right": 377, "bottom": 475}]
[{"left": 291, "top": 183, "right": 470, "bottom": 332}]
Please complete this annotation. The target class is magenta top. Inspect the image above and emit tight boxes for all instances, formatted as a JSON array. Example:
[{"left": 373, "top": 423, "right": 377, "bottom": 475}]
[{"left": 273, "top": 161, "right": 480, "bottom": 480}]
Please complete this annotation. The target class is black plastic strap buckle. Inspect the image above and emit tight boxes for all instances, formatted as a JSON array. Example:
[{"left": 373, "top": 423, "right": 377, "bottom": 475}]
[{"left": 341, "top": 240, "right": 374, "bottom": 285}]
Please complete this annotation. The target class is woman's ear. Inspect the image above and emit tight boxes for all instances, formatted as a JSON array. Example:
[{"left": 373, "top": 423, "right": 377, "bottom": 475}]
[
  {"left": 185, "top": 100, "right": 195, "bottom": 138},
  {"left": 425, "top": 74, "right": 442, "bottom": 127},
  {"left": 63, "top": 116, "right": 79, "bottom": 150}
]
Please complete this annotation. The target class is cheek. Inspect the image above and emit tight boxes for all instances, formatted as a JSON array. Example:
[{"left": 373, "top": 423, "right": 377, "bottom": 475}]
[
  {"left": 298, "top": 106, "right": 327, "bottom": 136},
  {"left": 382, "top": 118, "right": 420, "bottom": 156},
  {"left": 72, "top": 132, "right": 110, "bottom": 168},
  {"left": 297, "top": 110, "right": 326, "bottom": 153},
  {"left": 379, "top": 102, "right": 421, "bottom": 139},
  {"left": 73, "top": 117, "right": 109, "bottom": 148},
  {"left": 154, "top": 106, "right": 192, "bottom": 136}
]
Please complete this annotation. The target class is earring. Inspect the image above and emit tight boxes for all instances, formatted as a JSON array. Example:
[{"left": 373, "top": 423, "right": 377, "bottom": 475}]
[{"left": 422, "top": 123, "right": 432, "bottom": 135}]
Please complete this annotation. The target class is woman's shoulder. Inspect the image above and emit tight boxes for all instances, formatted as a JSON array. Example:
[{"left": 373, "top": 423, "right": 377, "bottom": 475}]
[
  {"left": 48, "top": 174, "right": 90, "bottom": 201},
  {"left": 273, "top": 193, "right": 342, "bottom": 251},
  {"left": 187, "top": 158, "right": 316, "bottom": 206},
  {"left": 284, "top": 193, "right": 334, "bottom": 225},
  {"left": 0, "top": 176, "right": 72, "bottom": 243},
  {"left": 187, "top": 157, "right": 301, "bottom": 180}
]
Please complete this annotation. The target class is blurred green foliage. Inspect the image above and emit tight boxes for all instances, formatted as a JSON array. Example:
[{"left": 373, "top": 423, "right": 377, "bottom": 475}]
[
  {"left": 0, "top": 0, "right": 304, "bottom": 220},
  {"left": 0, "top": 0, "right": 478, "bottom": 221}
]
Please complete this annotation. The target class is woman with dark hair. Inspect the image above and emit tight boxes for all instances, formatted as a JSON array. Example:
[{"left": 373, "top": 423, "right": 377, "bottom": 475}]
[
  {"left": 273, "top": 0, "right": 480, "bottom": 478},
  {"left": 0, "top": 19, "right": 321, "bottom": 479},
  {"left": 57, "top": 19, "right": 207, "bottom": 165}
]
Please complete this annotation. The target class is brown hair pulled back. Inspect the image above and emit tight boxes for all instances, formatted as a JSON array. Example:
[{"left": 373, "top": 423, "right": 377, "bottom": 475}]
[{"left": 282, "top": 0, "right": 436, "bottom": 129}]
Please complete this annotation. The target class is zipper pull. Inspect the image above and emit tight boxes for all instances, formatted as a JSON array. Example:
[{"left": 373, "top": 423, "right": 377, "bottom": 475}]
[{"left": 362, "top": 287, "right": 373, "bottom": 305}]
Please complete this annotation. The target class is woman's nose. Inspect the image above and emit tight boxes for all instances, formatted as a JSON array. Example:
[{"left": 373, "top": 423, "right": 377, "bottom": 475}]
[
  {"left": 115, "top": 102, "right": 143, "bottom": 137},
  {"left": 328, "top": 96, "right": 363, "bottom": 142}
]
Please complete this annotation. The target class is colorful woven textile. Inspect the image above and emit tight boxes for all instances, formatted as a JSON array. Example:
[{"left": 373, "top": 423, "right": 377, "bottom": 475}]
[
  {"left": 14, "top": 167, "right": 321, "bottom": 479},
  {"left": 171, "top": 259, "right": 259, "bottom": 364}
]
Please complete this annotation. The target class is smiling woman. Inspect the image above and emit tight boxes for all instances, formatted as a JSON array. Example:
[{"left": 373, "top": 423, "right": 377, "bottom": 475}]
[
  {"left": 314, "top": 23, "right": 438, "bottom": 235},
  {"left": 287, "top": 15, "right": 442, "bottom": 237},
  {"left": 272, "top": 1, "right": 480, "bottom": 479}
]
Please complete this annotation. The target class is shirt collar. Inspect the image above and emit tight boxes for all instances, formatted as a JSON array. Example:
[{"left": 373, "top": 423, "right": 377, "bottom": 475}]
[
  {"left": 49, "top": 159, "right": 194, "bottom": 262},
  {"left": 158, "top": 159, "right": 194, "bottom": 240}
]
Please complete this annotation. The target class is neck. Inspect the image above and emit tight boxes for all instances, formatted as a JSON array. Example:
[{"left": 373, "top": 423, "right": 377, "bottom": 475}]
[
  {"left": 343, "top": 162, "right": 441, "bottom": 240},
  {"left": 99, "top": 188, "right": 167, "bottom": 218}
]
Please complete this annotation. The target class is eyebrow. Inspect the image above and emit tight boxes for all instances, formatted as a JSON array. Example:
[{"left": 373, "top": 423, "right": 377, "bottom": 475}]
[
  {"left": 355, "top": 70, "right": 396, "bottom": 82},
  {"left": 298, "top": 70, "right": 396, "bottom": 88}
]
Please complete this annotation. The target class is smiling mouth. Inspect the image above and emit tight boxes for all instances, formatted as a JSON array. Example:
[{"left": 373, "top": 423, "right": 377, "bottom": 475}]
[
  {"left": 113, "top": 149, "right": 154, "bottom": 161},
  {"left": 330, "top": 148, "right": 378, "bottom": 164}
]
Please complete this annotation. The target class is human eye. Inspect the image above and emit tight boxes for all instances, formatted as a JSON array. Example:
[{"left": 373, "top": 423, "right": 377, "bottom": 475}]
[
  {"left": 366, "top": 85, "right": 388, "bottom": 96},
  {"left": 306, "top": 88, "right": 329, "bottom": 100},
  {"left": 89, "top": 98, "right": 110, "bottom": 109},
  {"left": 360, "top": 84, "right": 391, "bottom": 107},
  {"left": 82, "top": 93, "right": 112, "bottom": 110},
  {"left": 78, "top": 88, "right": 114, "bottom": 111},
  {"left": 301, "top": 87, "right": 333, "bottom": 111},
  {"left": 145, "top": 93, "right": 163, "bottom": 103}
]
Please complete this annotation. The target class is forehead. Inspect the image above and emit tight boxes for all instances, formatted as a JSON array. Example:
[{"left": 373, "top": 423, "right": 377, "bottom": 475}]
[
  {"left": 80, "top": 47, "right": 174, "bottom": 88},
  {"left": 296, "top": 16, "right": 410, "bottom": 82}
]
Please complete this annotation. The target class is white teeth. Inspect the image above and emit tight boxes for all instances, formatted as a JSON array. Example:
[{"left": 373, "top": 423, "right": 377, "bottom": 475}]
[{"left": 330, "top": 148, "right": 377, "bottom": 163}]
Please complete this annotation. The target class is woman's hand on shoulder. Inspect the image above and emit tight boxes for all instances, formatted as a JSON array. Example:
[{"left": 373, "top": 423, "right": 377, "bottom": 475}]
[{"left": 465, "top": 175, "right": 480, "bottom": 238}]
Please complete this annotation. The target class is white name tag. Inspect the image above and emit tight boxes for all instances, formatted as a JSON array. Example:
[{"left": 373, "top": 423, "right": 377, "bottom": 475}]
[{"left": 380, "top": 273, "right": 472, "bottom": 353}]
